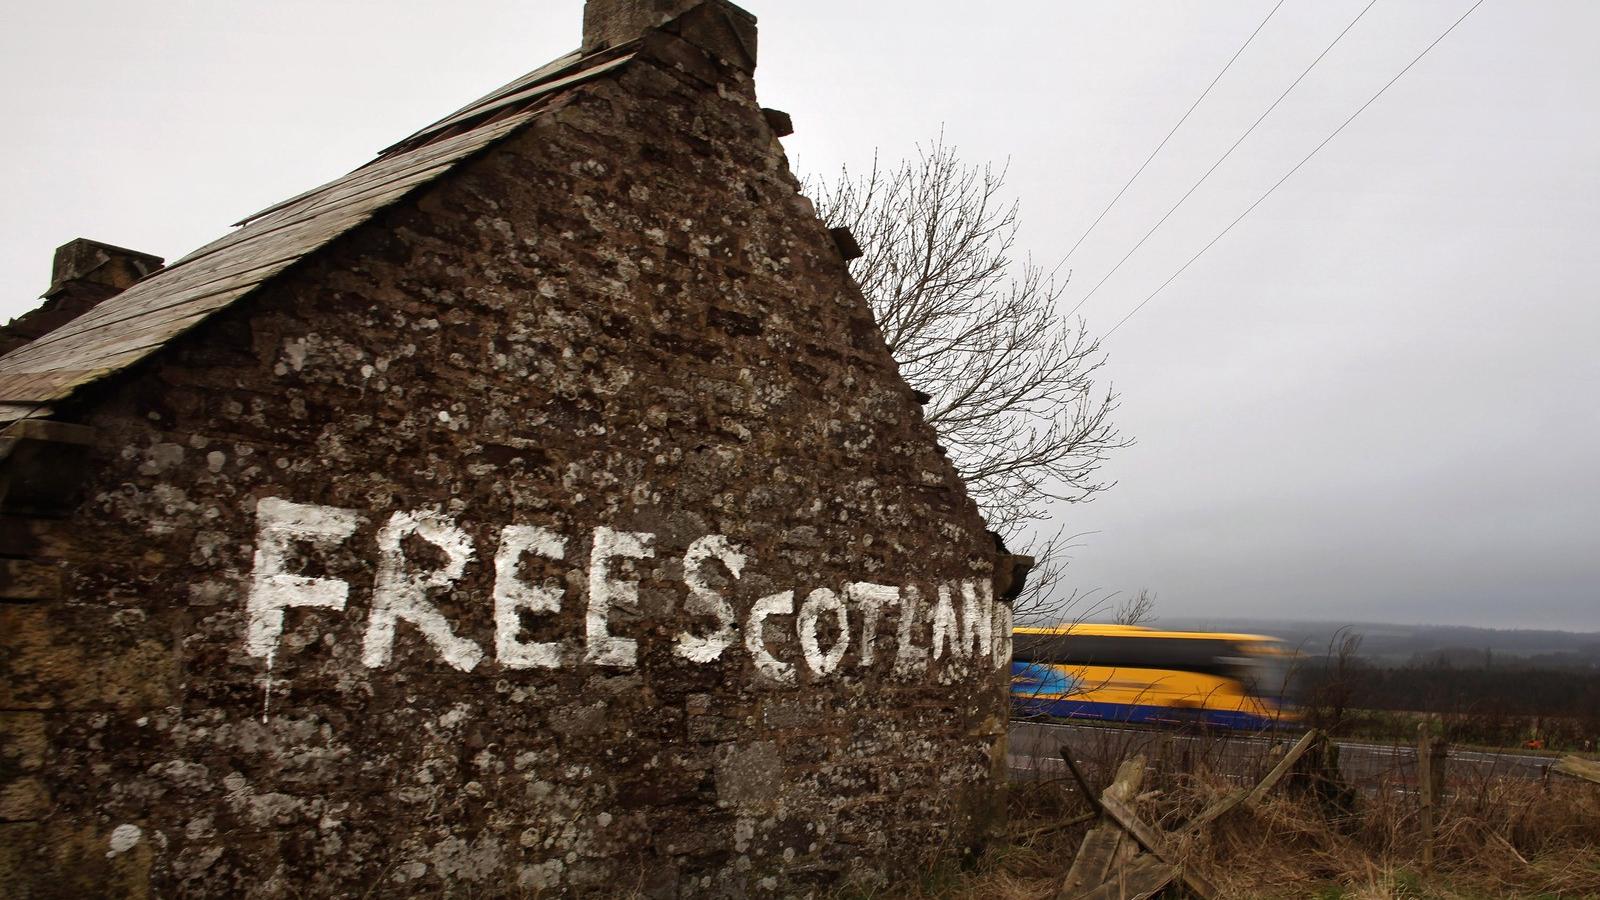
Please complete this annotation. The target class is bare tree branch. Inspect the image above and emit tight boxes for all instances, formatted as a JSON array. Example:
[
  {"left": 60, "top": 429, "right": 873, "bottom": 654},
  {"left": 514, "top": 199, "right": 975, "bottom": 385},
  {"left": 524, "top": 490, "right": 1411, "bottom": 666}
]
[
  {"left": 806, "top": 136, "right": 1130, "bottom": 593},
  {"left": 1114, "top": 589, "right": 1158, "bottom": 627}
]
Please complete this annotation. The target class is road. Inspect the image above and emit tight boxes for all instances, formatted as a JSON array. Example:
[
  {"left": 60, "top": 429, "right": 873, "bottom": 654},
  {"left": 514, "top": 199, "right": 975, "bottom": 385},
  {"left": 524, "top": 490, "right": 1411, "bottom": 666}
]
[{"left": 1009, "top": 719, "right": 1556, "bottom": 787}]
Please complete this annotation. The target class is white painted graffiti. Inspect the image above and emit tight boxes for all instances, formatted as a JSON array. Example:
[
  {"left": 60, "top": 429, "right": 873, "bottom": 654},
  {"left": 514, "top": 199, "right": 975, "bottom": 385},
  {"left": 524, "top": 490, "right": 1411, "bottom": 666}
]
[{"left": 245, "top": 497, "right": 1011, "bottom": 682}]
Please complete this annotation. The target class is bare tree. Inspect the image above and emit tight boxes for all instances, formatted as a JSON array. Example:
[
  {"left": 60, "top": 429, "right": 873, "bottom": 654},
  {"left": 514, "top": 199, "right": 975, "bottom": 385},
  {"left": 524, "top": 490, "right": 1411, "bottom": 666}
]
[
  {"left": 1113, "top": 589, "right": 1158, "bottom": 627},
  {"left": 1302, "top": 628, "right": 1365, "bottom": 735},
  {"left": 807, "top": 137, "right": 1127, "bottom": 610}
]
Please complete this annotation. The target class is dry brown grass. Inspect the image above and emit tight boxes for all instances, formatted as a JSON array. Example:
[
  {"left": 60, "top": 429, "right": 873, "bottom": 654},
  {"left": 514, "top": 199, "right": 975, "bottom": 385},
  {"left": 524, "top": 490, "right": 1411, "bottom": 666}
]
[
  {"left": 845, "top": 735, "right": 1600, "bottom": 900},
  {"left": 1184, "top": 772, "right": 1600, "bottom": 899}
]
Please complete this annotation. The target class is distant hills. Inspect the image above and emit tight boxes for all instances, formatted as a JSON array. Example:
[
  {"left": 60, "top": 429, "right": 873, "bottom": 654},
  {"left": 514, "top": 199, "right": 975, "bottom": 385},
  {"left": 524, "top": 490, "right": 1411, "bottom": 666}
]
[{"left": 1148, "top": 617, "right": 1600, "bottom": 669}]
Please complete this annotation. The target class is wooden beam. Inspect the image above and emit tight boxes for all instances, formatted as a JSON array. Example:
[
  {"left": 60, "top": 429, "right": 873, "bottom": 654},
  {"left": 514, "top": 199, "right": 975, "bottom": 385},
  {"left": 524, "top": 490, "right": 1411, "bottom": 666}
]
[
  {"left": 1179, "top": 788, "right": 1247, "bottom": 837},
  {"left": 1177, "top": 730, "right": 1322, "bottom": 838},
  {"left": 1056, "top": 756, "right": 1145, "bottom": 900},
  {"left": 1245, "top": 729, "right": 1322, "bottom": 807},
  {"left": 1072, "top": 854, "right": 1177, "bottom": 900},
  {"left": 1059, "top": 827, "right": 1125, "bottom": 898},
  {"left": 1098, "top": 794, "right": 1217, "bottom": 900}
]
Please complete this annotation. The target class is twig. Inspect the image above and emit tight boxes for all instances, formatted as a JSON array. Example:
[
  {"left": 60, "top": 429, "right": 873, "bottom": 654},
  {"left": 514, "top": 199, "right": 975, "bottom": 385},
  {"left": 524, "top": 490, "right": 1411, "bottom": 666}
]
[
  {"left": 1016, "top": 811, "right": 1099, "bottom": 842},
  {"left": 1486, "top": 830, "right": 1530, "bottom": 867}
]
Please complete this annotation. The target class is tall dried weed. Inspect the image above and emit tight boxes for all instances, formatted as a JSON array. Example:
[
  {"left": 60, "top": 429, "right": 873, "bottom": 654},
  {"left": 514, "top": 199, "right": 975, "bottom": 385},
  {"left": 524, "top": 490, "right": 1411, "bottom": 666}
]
[{"left": 850, "top": 731, "right": 1600, "bottom": 899}]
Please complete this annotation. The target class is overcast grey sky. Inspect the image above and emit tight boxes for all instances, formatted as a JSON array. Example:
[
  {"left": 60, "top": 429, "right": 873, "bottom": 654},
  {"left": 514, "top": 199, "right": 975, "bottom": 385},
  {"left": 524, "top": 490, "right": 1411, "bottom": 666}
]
[{"left": 2, "top": 2, "right": 1595, "bottom": 631}]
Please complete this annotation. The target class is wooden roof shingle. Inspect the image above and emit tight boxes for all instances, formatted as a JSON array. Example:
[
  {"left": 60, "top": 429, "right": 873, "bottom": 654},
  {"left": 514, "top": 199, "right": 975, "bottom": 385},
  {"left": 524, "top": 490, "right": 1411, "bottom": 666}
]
[{"left": 0, "top": 47, "right": 636, "bottom": 420}]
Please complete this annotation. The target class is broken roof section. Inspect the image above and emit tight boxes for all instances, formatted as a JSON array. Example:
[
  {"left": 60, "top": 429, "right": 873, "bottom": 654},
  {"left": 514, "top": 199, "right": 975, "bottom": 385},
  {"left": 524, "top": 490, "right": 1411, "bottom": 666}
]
[{"left": 0, "top": 0, "right": 758, "bottom": 424}]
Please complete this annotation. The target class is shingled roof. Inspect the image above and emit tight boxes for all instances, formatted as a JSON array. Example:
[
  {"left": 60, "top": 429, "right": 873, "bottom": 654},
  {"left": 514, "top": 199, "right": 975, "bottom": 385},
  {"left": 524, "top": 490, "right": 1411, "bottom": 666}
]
[{"left": 0, "top": 41, "right": 639, "bottom": 424}]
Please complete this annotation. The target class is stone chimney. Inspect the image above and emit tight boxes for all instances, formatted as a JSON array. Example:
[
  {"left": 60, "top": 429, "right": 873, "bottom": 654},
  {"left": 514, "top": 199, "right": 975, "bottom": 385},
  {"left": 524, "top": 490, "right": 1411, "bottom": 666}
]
[
  {"left": 44, "top": 238, "right": 163, "bottom": 301},
  {"left": 0, "top": 239, "right": 163, "bottom": 356},
  {"left": 582, "top": 0, "right": 757, "bottom": 72}
]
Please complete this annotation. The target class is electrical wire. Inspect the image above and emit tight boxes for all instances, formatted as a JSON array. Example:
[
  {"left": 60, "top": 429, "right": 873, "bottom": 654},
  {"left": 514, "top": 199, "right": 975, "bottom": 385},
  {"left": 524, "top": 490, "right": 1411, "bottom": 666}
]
[
  {"left": 1049, "top": 0, "right": 1290, "bottom": 280},
  {"left": 1068, "top": 0, "right": 1382, "bottom": 318},
  {"left": 1104, "top": 0, "right": 1488, "bottom": 336}
]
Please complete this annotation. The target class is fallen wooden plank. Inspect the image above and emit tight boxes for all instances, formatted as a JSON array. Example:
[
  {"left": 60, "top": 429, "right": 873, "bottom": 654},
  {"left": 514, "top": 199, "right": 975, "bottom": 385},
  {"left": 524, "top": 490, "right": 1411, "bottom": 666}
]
[
  {"left": 1179, "top": 788, "right": 1247, "bottom": 837},
  {"left": 1245, "top": 729, "right": 1322, "bottom": 807},
  {"left": 1056, "top": 756, "right": 1146, "bottom": 899},
  {"left": 1105, "top": 757, "right": 1147, "bottom": 804},
  {"left": 1554, "top": 755, "right": 1600, "bottom": 785},
  {"left": 1099, "top": 794, "right": 1218, "bottom": 900},
  {"left": 1106, "top": 757, "right": 1149, "bottom": 873},
  {"left": 1072, "top": 854, "right": 1178, "bottom": 900},
  {"left": 1176, "top": 730, "right": 1322, "bottom": 838},
  {"left": 1059, "top": 827, "right": 1126, "bottom": 897}
]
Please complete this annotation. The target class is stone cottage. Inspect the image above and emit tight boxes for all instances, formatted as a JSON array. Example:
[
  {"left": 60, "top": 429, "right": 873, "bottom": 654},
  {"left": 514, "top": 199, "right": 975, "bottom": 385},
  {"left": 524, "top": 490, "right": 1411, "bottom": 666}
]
[{"left": 0, "top": 1, "right": 1023, "bottom": 895}]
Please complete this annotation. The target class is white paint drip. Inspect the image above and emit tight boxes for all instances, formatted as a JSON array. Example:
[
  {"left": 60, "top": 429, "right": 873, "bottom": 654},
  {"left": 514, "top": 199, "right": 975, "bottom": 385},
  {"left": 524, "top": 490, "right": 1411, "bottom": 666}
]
[
  {"left": 674, "top": 535, "right": 745, "bottom": 663},
  {"left": 585, "top": 527, "right": 654, "bottom": 667},
  {"left": 261, "top": 648, "right": 275, "bottom": 724},
  {"left": 844, "top": 582, "right": 898, "bottom": 667},
  {"left": 364, "top": 510, "right": 483, "bottom": 671},
  {"left": 246, "top": 498, "right": 361, "bottom": 658},
  {"left": 245, "top": 497, "right": 361, "bottom": 720},
  {"left": 797, "top": 588, "right": 849, "bottom": 677},
  {"left": 745, "top": 591, "right": 795, "bottom": 683},
  {"left": 493, "top": 524, "right": 567, "bottom": 669}
]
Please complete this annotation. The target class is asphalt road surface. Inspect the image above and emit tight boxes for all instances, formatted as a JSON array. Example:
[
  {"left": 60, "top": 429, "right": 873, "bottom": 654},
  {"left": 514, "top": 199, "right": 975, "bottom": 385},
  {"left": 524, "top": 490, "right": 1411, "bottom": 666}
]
[{"left": 1009, "top": 719, "right": 1557, "bottom": 788}]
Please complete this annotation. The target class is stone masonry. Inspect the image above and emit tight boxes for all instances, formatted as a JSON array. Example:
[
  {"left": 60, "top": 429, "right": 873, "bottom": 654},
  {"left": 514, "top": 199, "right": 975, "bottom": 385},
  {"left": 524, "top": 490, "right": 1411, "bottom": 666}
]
[{"left": 0, "top": 2, "right": 1017, "bottom": 896}]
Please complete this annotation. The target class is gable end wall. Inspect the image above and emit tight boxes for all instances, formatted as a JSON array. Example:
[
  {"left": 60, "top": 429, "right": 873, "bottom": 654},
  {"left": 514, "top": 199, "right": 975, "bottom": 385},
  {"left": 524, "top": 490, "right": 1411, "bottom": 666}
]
[{"left": 0, "top": 43, "right": 1009, "bottom": 898}]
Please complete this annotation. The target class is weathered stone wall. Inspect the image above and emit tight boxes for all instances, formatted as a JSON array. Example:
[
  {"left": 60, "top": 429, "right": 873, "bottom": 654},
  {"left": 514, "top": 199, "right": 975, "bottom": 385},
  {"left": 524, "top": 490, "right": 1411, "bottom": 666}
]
[{"left": 1, "top": 34, "right": 1008, "bottom": 899}]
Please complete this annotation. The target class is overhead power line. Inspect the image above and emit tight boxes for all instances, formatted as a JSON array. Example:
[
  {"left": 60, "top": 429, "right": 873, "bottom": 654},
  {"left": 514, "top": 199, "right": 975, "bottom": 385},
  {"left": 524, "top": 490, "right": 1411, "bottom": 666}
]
[
  {"left": 1050, "top": 0, "right": 1290, "bottom": 279},
  {"left": 1105, "top": 0, "right": 1488, "bottom": 337},
  {"left": 1069, "top": 0, "right": 1382, "bottom": 318}
]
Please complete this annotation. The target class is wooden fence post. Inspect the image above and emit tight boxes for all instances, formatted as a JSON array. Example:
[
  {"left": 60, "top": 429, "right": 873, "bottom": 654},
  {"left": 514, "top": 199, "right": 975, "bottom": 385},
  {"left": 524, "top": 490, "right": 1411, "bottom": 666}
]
[{"left": 1418, "top": 723, "right": 1449, "bottom": 871}]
